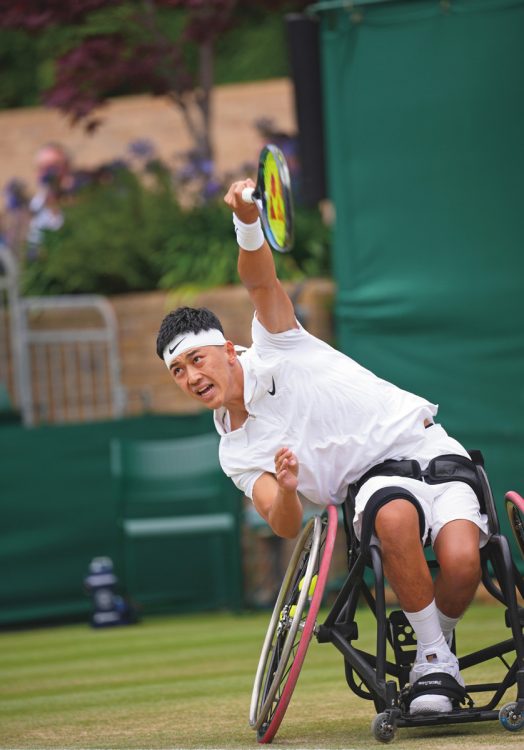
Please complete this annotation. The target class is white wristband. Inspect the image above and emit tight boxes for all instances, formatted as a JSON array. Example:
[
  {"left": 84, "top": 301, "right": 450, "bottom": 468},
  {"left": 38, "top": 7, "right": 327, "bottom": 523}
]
[{"left": 233, "top": 214, "right": 264, "bottom": 252}]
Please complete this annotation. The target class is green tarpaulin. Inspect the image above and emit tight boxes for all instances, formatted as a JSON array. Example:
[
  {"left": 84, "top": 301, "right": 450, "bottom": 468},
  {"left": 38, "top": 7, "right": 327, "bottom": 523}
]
[
  {"left": 316, "top": 0, "right": 524, "bottom": 541},
  {"left": 0, "top": 414, "right": 216, "bottom": 625}
]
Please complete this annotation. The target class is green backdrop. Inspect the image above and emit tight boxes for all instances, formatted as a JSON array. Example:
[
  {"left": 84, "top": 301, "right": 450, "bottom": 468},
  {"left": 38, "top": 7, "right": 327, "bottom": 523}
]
[
  {"left": 315, "top": 0, "right": 524, "bottom": 533},
  {"left": 0, "top": 414, "right": 216, "bottom": 626}
]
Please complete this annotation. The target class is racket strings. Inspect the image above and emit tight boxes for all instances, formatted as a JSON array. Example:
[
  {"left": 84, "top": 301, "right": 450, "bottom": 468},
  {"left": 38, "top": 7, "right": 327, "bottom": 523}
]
[{"left": 262, "top": 151, "right": 288, "bottom": 248}]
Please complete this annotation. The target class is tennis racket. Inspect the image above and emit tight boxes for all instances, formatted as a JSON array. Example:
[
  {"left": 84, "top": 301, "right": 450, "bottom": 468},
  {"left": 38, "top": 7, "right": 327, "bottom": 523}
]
[{"left": 242, "top": 144, "right": 294, "bottom": 253}]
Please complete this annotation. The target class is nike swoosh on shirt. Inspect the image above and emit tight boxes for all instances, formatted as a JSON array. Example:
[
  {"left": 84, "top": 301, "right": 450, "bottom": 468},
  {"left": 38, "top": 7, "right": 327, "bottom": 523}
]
[
  {"left": 268, "top": 377, "right": 276, "bottom": 396},
  {"left": 168, "top": 337, "right": 186, "bottom": 355}
]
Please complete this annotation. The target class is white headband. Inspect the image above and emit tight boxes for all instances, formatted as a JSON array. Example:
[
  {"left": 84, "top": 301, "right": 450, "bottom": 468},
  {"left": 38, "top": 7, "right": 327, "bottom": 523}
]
[{"left": 163, "top": 328, "right": 227, "bottom": 369}]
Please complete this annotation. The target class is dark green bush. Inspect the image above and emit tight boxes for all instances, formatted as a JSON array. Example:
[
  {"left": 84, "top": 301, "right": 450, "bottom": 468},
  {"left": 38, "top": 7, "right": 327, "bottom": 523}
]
[
  {"left": 22, "top": 164, "right": 173, "bottom": 295},
  {"left": 21, "top": 164, "right": 331, "bottom": 296}
]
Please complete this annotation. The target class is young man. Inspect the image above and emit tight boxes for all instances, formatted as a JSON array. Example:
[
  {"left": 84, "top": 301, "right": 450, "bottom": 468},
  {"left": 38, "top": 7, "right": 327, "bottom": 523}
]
[{"left": 156, "top": 178, "right": 489, "bottom": 715}]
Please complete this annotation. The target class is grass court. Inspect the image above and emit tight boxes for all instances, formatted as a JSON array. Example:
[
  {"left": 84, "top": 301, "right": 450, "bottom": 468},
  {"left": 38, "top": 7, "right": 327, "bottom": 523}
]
[{"left": 1, "top": 602, "right": 521, "bottom": 750}]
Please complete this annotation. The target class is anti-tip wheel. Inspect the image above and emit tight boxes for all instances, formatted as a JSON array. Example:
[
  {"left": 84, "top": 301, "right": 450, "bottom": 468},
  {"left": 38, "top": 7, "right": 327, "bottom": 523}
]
[
  {"left": 371, "top": 712, "right": 397, "bottom": 743},
  {"left": 499, "top": 702, "right": 524, "bottom": 732}
]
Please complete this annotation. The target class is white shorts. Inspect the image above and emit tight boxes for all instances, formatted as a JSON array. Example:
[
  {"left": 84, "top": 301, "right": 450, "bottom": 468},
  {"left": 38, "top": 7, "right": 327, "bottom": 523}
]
[{"left": 353, "top": 424, "right": 490, "bottom": 547}]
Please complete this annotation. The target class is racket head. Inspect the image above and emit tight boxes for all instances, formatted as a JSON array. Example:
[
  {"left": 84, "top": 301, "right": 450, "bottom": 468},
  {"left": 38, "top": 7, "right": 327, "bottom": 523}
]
[{"left": 253, "top": 144, "right": 294, "bottom": 253}]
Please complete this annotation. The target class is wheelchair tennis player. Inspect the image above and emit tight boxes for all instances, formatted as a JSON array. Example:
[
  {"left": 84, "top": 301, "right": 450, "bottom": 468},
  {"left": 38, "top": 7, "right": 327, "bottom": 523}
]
[{"left": 156, "top": 178, "right": 490, "bottom": 716}]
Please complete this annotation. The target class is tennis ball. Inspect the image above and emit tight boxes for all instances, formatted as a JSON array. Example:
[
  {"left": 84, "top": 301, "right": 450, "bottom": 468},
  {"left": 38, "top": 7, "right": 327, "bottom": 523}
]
[{"left": 298, "top": 574, "right": 318, "bottom": 598}]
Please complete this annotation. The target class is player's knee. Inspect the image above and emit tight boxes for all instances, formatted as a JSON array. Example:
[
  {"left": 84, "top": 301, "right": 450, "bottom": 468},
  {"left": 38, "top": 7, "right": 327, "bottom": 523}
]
[
  {"left": 435, "top": 521, "right": 481, "bottom": 584},
  {"left": 439, "top": 545, "right": 481, "bottom": 586},
  {"left": 375, "top": 498, "right": 421, "bottom": 543}
]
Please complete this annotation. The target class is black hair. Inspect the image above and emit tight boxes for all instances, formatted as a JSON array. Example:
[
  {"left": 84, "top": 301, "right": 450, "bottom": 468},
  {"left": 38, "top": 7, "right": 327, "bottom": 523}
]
[{"left": 156, "top": 306, "right": 224, "bottom": 360}]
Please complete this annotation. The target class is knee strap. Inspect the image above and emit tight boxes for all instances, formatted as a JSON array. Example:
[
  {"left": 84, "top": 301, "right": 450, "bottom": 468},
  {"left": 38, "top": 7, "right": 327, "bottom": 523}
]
[
  {"left": 404, "top": 673, "right": 467, "bottom": 709},
  {"left": 360, "top": 486, "right": 426, "bottom": 547}
]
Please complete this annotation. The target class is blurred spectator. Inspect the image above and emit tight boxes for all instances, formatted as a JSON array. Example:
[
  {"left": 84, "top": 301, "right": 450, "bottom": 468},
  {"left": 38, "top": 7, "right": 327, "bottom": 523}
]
[{"left": 27, "top": 142, "right": 89, "bottom": 259}]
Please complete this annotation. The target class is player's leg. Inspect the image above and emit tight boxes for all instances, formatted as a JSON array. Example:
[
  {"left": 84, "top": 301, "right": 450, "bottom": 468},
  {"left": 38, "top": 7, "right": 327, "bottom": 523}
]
[
  {"left": 405, "top": 484, "right": 486, "bottom": 713},
  {"left": 433, "top": 518, "right": 481, "bottom": 618},
  {"left": 431, "top": 482, "right": 486, "bottom": 640},
  {"left": 374, "top": 498, "right": 433, "bottom": 612},
  {"left": 374, "top": 494, "right": 464, "bottom": 714}
]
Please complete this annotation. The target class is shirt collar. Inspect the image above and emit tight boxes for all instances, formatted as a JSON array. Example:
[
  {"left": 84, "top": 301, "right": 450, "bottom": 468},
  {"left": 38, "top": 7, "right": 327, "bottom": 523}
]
[{"left": 213, "top": 350, "right": 257, "bottom": 435}]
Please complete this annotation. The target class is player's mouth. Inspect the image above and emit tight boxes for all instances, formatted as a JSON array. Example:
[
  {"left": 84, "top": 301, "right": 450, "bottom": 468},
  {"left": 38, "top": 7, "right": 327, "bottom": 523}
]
[{"left": 195, "top": 383, "right": 215, "bottom": 401}]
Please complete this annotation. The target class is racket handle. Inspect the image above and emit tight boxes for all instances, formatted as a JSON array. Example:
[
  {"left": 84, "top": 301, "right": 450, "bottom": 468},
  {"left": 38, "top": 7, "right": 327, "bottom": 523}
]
[{"left": 241, "top": 187, "right": 255, "bottom": 203}]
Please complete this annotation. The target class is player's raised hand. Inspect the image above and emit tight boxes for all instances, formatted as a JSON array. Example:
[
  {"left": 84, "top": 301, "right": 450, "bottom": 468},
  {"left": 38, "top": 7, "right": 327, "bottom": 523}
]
[
  {"left": 224, "top": 179, "right": 259, "bottom": 224},
  {"left": 274, "top": 447, "right": 299, "bottom": 493},
  {"left": 225, "top": 145, "right": 294, "bottom": 253}
]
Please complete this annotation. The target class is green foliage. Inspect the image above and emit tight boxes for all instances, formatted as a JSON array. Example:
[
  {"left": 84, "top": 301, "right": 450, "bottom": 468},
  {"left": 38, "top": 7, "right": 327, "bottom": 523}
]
[
  {"left": 0, "top": 7, "right": 291, "bottom": 111},
  {"left": 215, "top": 12, "right": 290, "bottom": 85},
  {"left": 21, "top": 164, "right": 331, "bottom": 297},
  {"left": 0, "top": 30, "right": 41, "bottom": 108},
  {"left": 293, "top": 204, "right": 332, "bottom": 278},
  {"left": 22, "top": 165, "right": 173, "bottom": 295}
]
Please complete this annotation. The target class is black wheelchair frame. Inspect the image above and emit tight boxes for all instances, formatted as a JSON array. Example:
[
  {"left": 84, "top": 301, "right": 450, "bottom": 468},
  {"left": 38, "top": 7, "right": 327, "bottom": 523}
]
[{"left": 249, "top": 456, "right": 524, "bottom": 743}]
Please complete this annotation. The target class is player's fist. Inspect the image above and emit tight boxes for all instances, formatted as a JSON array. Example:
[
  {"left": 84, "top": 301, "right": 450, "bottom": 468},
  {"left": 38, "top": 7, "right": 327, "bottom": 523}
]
[
  {"left": 224, "top": 179, "right": 259, "bottom": 224},
  {"left": 274, "top": 446, "right": 299, "bottom": 493}
]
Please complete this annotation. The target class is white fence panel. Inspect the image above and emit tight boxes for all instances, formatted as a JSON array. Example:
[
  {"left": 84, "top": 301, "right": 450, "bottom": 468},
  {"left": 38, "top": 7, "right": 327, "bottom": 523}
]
[{"left": 17, "top": 295, "right": 125, "bottom": 426}]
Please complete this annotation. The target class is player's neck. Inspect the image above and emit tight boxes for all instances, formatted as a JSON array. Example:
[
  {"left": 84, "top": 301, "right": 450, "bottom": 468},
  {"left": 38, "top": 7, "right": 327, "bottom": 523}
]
[
  {"left": 228, "top": 406, "right": 249, "bottom": 431},
  {"left": 224, "top": 361, "right": 248, "bottom": 430}
]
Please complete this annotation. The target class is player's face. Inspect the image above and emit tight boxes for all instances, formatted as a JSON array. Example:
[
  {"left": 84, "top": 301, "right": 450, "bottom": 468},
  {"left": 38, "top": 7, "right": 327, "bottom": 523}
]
[{"left": 168, "top": 344, "right": 237, "bottom": 409}]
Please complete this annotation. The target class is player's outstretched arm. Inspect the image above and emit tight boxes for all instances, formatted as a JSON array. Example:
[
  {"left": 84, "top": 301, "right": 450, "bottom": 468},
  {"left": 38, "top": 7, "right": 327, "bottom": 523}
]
[
  {"left": 252, "top": 448, "right": 303, "bottom": 538},
  {"left": 224, "top": 179, "right": 297, "bottom": 334}
]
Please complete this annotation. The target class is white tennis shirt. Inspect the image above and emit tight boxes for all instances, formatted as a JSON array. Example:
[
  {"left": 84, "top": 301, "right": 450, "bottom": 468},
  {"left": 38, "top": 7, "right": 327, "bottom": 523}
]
[{"left": 214, "top": 316, "right": 437, "bottom": 506}]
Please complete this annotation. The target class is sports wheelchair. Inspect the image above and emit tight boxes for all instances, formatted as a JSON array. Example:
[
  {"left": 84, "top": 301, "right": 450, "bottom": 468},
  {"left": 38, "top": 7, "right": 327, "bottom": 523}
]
[{"left": 249, "top": 452, "right": 524, "bottom": 743}]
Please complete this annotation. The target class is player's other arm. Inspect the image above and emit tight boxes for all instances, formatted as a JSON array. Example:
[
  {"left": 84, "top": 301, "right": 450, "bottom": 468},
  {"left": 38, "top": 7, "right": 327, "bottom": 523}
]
[
  {"left": 223, "top": 179, "right": 298, "bottom": 334},
  {"left": 252, "top": 448, "right": 303, "bottom": 538}
]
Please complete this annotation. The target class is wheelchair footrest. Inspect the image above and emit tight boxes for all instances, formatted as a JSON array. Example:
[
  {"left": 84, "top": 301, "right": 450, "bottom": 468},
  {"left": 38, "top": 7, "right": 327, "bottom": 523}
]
[
  {"left": 388, "top": 610, "right": 417, "bottom": 666},
  {"left": 396, "top": 707, "right": 501, "bottom": 728},
  {"left": 401, "top": 673, "right": 469, "bottom": 712}
]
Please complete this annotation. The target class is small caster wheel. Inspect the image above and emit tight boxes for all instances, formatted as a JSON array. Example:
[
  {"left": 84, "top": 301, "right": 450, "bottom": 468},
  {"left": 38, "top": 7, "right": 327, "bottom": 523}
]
[
  {"left": 499, "top": 702, "right": 524, "bottom": 732},
  {"left": 371, "top": 712, "right": 397, "bottom": 743}
]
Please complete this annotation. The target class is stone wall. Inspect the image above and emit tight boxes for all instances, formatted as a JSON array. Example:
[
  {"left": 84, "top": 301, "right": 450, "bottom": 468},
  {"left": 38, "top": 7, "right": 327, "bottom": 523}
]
[{"left": 0, "top": 79, "right": 295, "bottom": 195}]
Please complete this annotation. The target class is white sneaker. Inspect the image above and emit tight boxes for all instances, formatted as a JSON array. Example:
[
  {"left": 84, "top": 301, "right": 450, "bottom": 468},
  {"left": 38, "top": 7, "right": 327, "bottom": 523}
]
[{"left": 409, "top": 645, "right": 464, "bottom": 715}]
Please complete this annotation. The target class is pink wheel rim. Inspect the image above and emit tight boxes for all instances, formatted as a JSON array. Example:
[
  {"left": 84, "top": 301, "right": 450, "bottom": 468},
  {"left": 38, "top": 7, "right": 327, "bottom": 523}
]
[{"left": 259, "top": 504, "right": 338, "bottom": 743}]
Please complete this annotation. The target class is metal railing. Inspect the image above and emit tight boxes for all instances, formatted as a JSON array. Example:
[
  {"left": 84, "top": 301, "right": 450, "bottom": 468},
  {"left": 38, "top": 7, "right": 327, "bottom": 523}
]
[
  {"left": 17, "top": 295, "right": 125, "bottom": 426},
  {"left": 0, "top": 244, "right": 125, "bottom": 426},
  {"left": 0, "top": 244, "right": 21, "bottom": 408}
]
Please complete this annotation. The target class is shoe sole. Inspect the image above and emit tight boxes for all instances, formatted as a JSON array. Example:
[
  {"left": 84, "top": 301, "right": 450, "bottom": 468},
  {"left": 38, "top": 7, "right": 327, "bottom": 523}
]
[{"left": 410, "top": 695, "right": 452, "bottom": 714}]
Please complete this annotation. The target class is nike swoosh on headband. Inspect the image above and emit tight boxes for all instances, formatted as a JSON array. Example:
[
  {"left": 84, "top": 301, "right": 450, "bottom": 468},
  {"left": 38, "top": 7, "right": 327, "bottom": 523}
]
[
  {"left": 268, "top": 377, "right": 276, "bottom": 396},
  {"left": 163, "top": 328, "right": 227, "bottom": 369},
  {"left": 169, "top": 337, "right": 186, "bottom": 355}
]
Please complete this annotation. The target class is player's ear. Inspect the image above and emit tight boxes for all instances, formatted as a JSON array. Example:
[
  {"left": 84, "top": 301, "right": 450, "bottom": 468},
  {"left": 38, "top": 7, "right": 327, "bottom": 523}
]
[{"left": 225, "top": 340, "right": 237, "bottom": 363}]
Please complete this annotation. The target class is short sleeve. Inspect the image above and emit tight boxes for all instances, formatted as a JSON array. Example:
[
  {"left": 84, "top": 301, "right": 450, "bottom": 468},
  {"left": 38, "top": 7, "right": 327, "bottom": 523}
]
[
  {"left": 228, "top": 468, "right": 264, "bottom": 500},
  {"left": 251, "top": 314, "right": 307, "bottom": 355}
]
